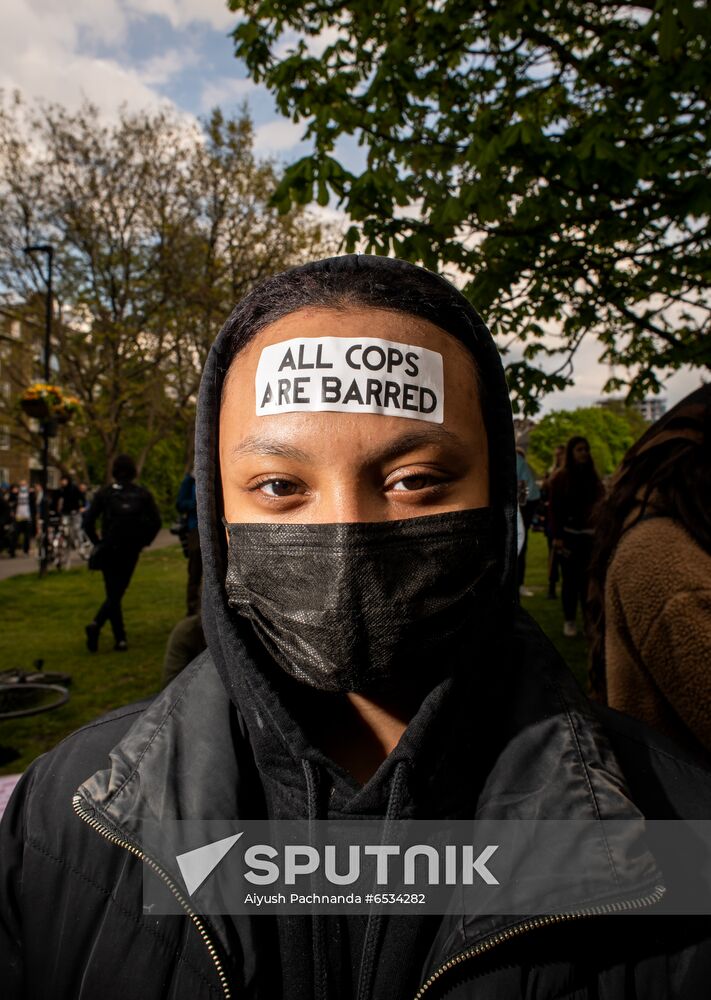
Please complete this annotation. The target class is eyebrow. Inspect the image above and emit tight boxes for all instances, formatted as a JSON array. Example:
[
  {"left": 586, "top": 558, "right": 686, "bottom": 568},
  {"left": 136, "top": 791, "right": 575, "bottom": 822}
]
[{"left": 228, "top": 426, "right": 466, "bottom": 465}]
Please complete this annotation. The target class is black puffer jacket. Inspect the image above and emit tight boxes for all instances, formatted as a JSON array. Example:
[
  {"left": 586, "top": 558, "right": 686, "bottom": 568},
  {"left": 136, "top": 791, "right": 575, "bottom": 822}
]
[
  {"left": 2, "top": 255, "right": 711, "bottom": 999},
  {"left": 3, "top": 624, "right": 711, "bottom": 999}
]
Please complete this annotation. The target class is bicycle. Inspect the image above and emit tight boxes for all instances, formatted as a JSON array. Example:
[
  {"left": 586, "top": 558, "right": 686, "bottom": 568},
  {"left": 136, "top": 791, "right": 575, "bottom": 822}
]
[
  {"left": 37, "top": 512, "right": 92, "bottom": 572},
  {"left": 64, "top": 511, "right": 93, "bottom": 563}
]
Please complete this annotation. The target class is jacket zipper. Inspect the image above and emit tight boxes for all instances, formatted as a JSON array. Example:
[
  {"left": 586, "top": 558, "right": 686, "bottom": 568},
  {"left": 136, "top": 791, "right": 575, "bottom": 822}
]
[
  {"left": 72, "top": 794, "right": 232, "bottom": 999},
  {"left": 412, "top": 884, "right": 666, "bottom": 999}
]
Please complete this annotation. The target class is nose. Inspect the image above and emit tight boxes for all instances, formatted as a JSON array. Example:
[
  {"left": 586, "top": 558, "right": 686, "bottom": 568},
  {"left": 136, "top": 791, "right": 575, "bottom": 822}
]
[{"left": 310, "top": 478, "right": 388, "bottom": 523}]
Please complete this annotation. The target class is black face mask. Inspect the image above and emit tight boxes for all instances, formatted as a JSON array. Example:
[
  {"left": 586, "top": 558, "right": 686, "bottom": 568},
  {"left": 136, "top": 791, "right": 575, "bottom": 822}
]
[{"left": 224, "top": 507, "right": 498, "bottom": 694}]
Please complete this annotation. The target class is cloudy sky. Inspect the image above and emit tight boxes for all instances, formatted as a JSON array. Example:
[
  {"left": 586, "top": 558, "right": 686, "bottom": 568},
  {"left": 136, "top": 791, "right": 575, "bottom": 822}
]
[
  {"left": 1, "top": 0, "right": 703, "bottom": 414},
  {"left": 0, "top": 0, "right": 312, "bottom": 155}
]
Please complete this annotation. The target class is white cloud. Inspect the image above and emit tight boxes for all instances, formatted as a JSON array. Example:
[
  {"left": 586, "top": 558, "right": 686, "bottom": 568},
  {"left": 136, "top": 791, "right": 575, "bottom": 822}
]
[
  {"left": 2, "top": 49, "right": 173, "bottom": 116},
  {"left": 0, "top": 1, "right": 238, "bottom": 117},
  {"left": 127, "top": 0, "right": 235, "bottom": 31},
  {"left": 199, "top": 75, "right": 258, "bottom": 111},
  {"left": 21, "top": 0, "right": 130, "bottom": 49},
  {"left": 253, "top": 118, "right": 305, "bottom": 153},
  {"left": 273, "top": 24, "right": 345, "bottom": 61},
  {"left": 139, "top": 48, "right": 199, "bottom": 86},
  {"left": 0, "top": 0, "right": 175, "bottom": 113}
]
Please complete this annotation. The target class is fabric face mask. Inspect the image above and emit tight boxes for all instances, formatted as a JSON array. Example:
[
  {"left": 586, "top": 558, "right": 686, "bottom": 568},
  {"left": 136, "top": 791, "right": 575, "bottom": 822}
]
[{"left": 224, "top": 507, "right": 498, "bottom": 694}]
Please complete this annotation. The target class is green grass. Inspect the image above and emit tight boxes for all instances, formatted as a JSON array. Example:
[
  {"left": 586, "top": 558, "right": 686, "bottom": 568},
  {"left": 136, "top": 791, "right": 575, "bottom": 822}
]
[
  {"left": 0, "top": 531, "right": 589, "bottom": 775},
  {"left": 0, "top": 545, "right": 185, "bottom": 773},
  {"left": 520, "top": 530, "right": 589, "bottom": 690}
]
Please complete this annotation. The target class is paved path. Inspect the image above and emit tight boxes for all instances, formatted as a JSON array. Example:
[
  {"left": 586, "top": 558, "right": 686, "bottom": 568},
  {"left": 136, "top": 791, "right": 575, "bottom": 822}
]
[{"left": 0, "top": 529, "right": 179, "bottom": 582}]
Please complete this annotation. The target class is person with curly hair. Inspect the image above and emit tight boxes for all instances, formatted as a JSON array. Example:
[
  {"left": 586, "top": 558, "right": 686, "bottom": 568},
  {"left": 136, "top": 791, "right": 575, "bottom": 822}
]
[{"left": 588, "top": 385, "right": 711, "bottom": 759}]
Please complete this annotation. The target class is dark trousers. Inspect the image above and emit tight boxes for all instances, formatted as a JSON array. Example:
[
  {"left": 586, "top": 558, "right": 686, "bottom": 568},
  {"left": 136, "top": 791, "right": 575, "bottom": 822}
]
[
  {"left": 12, "top": 520, "right": 32, "bottom": 555},
  {"left": 560, "top": 532, "right": 594, "bottom": 624},
  {"left": 186, "top": 528, "right": 202, "bottom": 615},
  {"left": 546, "top": 535, "right": 560, "bottom": 593},
  {"left": 94, "top": 550, "right": 140, "bottom": 641}
]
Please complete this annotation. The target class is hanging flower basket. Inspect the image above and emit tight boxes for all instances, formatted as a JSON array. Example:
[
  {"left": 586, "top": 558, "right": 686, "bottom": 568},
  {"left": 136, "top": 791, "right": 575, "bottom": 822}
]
[
  {"left": 19, "top": 384, "right": 81, "bottom": 425},
  {"left": 20, "top": 396, "right": 51, "bottom": 420}
]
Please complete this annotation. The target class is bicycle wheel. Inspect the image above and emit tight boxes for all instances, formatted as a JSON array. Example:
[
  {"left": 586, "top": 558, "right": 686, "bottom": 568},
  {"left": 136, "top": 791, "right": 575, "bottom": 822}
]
[
  {"left": 37, "top": 534, "right": 48, "bottom": 574},
  {"left": 61, "top": 532, "right": 73, "bottom": 570},
  {"left": 51, "top": 535, "right": 61, "bottom": 570},
  {"left": 0, "top": 683, "right": 69, "bottom": 720},
  {"left": 76, "top": 529, "right": 93, "bottom": 561}
]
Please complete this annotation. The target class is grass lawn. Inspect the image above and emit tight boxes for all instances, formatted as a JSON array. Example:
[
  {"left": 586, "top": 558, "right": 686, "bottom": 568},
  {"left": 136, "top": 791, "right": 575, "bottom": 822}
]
[
  {"left": 0, "top": 530, "right": 589, "bottom": 775},
  {"left": 0, "top": 545, "right": 185, "bottom": 773},
  {"left": 520, "top": 529, "right": 589, "bottom": 690}
]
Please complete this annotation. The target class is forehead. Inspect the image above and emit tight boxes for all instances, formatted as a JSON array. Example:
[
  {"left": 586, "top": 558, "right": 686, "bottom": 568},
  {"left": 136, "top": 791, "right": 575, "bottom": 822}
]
[{"left": 224, "top": 307, "right": 478, "bottom": 400}]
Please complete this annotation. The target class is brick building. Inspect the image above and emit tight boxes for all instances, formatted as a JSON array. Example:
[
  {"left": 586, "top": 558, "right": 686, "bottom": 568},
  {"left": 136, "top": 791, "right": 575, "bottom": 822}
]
[{"left": 0, "top": 305, "right": 61, "bottom": 488}]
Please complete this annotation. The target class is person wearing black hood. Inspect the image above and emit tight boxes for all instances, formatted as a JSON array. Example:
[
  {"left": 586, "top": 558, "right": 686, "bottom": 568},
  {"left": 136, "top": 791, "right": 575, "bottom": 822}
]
[
  {"left": 2, "top": 256, "right": 711, "bottom": 999},
  {"left": 549, "top": 436, "right": 604, "bottom": 637}
]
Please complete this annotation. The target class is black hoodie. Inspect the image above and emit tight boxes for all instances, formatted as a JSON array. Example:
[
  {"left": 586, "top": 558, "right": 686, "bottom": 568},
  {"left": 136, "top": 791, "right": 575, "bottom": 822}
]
[{"left": 2, "top": 255, "right": 711, "bottom": 1000}]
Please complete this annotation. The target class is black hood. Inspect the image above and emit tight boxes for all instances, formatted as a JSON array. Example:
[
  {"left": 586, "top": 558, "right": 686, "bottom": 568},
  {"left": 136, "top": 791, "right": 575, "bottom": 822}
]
[
  {"left": 194, "top": 253, "right": 519, "bottom": 810},
  {"left": 73, "top": 259, "right": 665, "bottom": 997}
]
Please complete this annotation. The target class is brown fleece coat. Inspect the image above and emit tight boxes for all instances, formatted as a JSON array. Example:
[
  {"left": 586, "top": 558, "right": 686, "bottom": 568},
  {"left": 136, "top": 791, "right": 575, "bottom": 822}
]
[{"left": 605, "top": 515, "right": 711, "bottom": 756}]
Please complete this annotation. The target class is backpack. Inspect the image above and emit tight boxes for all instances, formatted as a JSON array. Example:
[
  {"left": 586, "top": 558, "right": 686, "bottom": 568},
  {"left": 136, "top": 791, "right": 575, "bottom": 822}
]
[{"left": 103, "top": 484, "right": 161, "bottom": 549}]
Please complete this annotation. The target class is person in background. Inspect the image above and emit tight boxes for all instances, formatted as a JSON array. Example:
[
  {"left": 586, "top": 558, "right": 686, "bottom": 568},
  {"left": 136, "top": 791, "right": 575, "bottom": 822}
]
[
  {"left": 549, "top": 436, "right": 604, "bottom": 637},
  {"left": 176, "top": 469, "right": 202, "bottom": 615},
  {"left": 541, "top": 444, "right": 566, "bottom": 599},
  {"left": 77, "top": 483, "right": 90, "bottom": 511},
  {"left": 0, "top": 488, "right": 12, "bottom": 555},
  {"left": 548, "top": 444, "right": 565, "bottom": 477},
  {"left": 9, "top": 480, "right": 35, "bottom": 557},
  {"left": 515, "top": 446, "right": 540, "bottom": 598},
  {"left": 588, "top": 384, "right": 711, "bottom": 758},
  {"left": 83, "top": 455, "right": 162, "bottom": 653},
  {"left": 58, "top": 475, "right": 82, "bottom": 515}
]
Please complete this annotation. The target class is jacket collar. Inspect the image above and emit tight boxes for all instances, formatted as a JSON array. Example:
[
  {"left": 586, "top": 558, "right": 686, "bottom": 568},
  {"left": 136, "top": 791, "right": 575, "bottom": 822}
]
[{"left": 75, "top": 611, "right": 664, "bottom": 985}]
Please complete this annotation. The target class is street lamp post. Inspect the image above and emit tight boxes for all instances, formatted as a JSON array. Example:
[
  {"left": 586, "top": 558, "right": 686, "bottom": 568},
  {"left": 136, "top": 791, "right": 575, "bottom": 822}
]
[{"left": 23, "top": 243, "right": 54, "bottom": 576}]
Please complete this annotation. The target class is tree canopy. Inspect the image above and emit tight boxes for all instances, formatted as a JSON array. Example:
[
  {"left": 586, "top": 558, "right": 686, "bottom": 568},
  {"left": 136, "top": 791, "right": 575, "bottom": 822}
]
[
  {"left": 527, "top": 404, "right": 649, "bottom": 478},
  {"left": 0, "top": 95, "right": 333, "bottom": 490},
  {"left": 228, "top": 0, "right": 711, "bottom": 412}
]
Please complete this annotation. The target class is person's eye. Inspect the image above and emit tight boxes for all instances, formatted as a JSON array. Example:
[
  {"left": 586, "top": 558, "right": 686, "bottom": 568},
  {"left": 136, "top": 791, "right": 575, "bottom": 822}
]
[
  {"left": 389, "top": 473, "right": 448, "bottom": 493},
  {"left": 253, "top": 478, "right": 302, "bottom": 499}
]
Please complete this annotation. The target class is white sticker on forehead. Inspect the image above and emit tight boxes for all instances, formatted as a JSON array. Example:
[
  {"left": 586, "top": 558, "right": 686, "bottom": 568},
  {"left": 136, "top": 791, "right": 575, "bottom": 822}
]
[{"left": 255, "top": 337, "right": 444, "bottom": 424}]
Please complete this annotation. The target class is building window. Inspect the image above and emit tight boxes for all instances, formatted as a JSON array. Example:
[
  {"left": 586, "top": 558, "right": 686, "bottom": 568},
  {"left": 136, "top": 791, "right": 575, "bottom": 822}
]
[
  {"left": 0, "top": 426, "right": 10, "bottom": 451},
  {"left": 0, "top": 467, "right": 9, "bottom": 486},
  {"left": 10, "top": 320, "right": 21, "bottom": 340}
]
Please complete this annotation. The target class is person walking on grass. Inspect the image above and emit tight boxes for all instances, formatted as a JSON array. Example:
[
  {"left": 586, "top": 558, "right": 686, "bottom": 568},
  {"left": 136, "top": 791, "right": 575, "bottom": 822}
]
[
  {"left": 8, "top": 480, "right": 36, "bottom": 557},
  {"left": 549, "top": 436, "right": 604, "bottom": 637},
  {"left": 83, "top": 454, "right": 161, "bottom": 653},
  {"left": 542, "top": 444, "right": 565, "bottom": 599}
]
